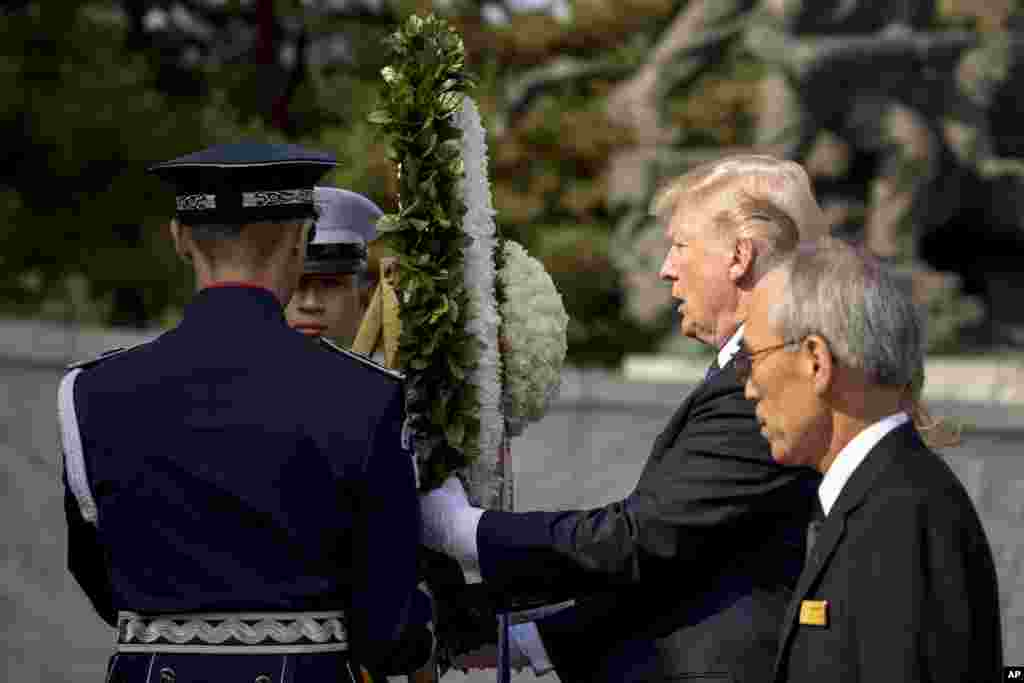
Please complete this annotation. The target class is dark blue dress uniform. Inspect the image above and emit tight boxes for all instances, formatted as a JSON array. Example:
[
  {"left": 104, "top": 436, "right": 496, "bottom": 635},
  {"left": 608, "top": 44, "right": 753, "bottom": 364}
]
[{"left": 58, "top": 143, "right": 432, "bottom": 682}]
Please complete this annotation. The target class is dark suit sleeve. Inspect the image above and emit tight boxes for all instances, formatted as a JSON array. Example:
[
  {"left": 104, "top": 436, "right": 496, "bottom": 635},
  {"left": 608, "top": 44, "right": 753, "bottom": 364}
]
[
  {"left": 348, "top": 384, "right": 433, "bottom": 673},
  {"left": 848, "top": 486, "right": 1002, "bottom": 682},
  {"left": 63, "top": 479, "right": 117, "bottom": 628},
  {"left": 478, "top": 377, "right": 815, "bottom": 592},
  {"left": 535, "top": 588, "right": 662, "bottom": 682}
]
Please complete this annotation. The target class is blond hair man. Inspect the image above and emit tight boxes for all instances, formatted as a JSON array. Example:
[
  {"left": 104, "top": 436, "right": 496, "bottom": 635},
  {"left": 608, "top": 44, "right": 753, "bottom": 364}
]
[{"left": 420, "top": 155, "right": 826, "bottom": 682}]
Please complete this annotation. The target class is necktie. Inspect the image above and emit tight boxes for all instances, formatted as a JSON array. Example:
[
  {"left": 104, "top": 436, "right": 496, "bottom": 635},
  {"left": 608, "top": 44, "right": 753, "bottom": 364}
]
[
  {"left": 806, "top": 498, "right": 825, "bottom": 562},
  {"left": 705, "top": 356, "right": 721, "bottom": 381}
]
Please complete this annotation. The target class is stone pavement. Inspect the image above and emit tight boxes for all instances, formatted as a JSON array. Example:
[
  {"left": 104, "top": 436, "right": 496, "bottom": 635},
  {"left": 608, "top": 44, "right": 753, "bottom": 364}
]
[{"left": 2, "top": 321, "right": 1021, "bottom": 682}]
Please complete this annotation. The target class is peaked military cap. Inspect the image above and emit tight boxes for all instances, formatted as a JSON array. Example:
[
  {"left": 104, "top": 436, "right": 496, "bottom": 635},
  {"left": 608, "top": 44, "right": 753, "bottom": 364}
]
[
  {"left": 148, "top": 142, "right": 336, "bottom": 226},
  {"left": 305, "top": 187, "right": 383, "bottom": 274}
]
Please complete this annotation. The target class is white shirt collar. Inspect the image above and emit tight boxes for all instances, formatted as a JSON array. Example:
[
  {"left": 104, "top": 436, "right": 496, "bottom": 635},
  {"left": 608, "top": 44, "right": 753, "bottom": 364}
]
[
  {"left": 818, "top": 412, "right": 910, "bottom": 515},
  {"left": 718, "top": 324, "right": 745, "bottom": 369}
]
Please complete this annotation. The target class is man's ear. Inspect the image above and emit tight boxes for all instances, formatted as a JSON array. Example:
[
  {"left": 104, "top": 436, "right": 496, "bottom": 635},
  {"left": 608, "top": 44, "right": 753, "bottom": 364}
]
[
  {"left": 293, "top": 220, "right": 312, "bottom": 258},
  {"left": 168, "top": 220, "right": 191, "bottom": 263},
  {"left": 804, "top": 334, "right": 835, "bottom": 396},
  {"left": 729, "top": 236, "right": 756, "bottom": 283}
]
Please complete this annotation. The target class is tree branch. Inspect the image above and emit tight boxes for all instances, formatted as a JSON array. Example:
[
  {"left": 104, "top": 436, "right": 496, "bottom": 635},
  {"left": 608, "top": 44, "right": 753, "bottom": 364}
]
[
  {"left": 500, "top": 57, "right": 635, "bottom": 131},
  {"left": 605, "top": 0, "right": 755, "bottom": 144}
]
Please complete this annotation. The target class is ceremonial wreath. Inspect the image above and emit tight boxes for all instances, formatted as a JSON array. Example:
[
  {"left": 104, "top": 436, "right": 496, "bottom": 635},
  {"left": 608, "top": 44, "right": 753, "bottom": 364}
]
[
  {"left": 363, "top": 14, "right": 568, "bottom": 501},
  {"left": 354, "top": 13, "right": 570, "bottom": 673}
]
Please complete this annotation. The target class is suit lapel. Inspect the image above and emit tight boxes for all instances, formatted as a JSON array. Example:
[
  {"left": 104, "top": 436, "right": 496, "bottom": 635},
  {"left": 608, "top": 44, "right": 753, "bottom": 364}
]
[
  {"left": 773, "top": 505, "right": 846, "bottom": 678},
  {"left": 657, "top": 389, "right": 698, "bottom": 448},
  {"left": 774, "top": 508, "right": 847, "bottom": 663},
  {"left": 650, "top": 361, "right": 735, "bottom": 459},
  {"left": 773, "top": 422, "right": 920, "bottom": 678}
]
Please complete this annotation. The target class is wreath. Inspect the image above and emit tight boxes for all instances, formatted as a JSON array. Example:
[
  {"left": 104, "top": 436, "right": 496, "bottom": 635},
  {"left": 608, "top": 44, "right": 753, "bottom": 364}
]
[{"left": 368, "top": 13, "right": 568, "bottom": 500}]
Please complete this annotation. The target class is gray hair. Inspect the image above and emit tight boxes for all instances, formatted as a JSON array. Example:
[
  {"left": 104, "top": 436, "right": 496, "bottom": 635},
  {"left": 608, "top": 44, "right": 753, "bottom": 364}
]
[
  {"left": 651, "top": 154, "right": 827, "bottom": 281},
  {"left": 770, "top": 237, "right": 924, "bottom": 388}
]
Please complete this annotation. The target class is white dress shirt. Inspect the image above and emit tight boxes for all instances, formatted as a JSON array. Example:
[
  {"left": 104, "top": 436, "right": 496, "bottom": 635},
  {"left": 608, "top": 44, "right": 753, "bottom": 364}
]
[
  {"left": 717, "top": 324, "right": 744, "bottom": 371},
  {"left": 508, "top": 325, "right": 747, "bottom": 675},
  {"left": 818, "top": 412, "right": 909, "bottom": 515}
]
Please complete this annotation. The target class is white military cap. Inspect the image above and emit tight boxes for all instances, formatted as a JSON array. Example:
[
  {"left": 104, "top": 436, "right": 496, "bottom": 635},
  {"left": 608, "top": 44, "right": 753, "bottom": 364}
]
[{"left": 305, "top": 187, "right": 383, "bottom": 274}]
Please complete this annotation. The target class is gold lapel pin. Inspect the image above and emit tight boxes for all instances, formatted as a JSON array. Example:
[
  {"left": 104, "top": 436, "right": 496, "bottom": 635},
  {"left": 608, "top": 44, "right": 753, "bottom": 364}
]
[{"left": 799, "top": 599, "right": 828, "bottom": 626}]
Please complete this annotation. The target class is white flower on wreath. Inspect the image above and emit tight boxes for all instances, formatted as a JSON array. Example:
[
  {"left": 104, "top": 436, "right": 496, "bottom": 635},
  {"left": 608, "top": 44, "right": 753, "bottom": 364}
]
[
  {"left": 499, "top": 240, "right": 569, "bottom": 437},
  {"left": 456, "top": 96, "right": 505, "bottom": 508}
]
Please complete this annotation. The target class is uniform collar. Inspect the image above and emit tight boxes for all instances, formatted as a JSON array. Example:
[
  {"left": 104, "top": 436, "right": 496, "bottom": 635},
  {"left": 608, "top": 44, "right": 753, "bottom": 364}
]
[
  {"left": 818, "top": 411, "right": 909, "bottom": 515},
  {"left": 184, "top": 284, "right": 288, "bottom": 329},
  {"left": 203, "top": 280, "right": 274, "bottom": 293}
]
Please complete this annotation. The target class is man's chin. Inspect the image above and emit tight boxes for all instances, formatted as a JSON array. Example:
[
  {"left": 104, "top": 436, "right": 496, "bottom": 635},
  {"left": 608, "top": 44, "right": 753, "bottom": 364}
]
[
  {"left": 679, "top": 323, "right": 711, "bottom": 347},
  {"left": 766, "top": 435, "right": 794, "bottom": 464},
  {"left": 770, "top": 440, "right": 815, "bottom": 469}
]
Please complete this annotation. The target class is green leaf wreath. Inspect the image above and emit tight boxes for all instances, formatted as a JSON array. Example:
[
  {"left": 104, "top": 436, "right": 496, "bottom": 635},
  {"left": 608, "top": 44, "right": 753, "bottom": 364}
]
[
  {"left": 370, "top": 14, "right": 481, "bottom": 492},
  {"left": 369, "top": 15, "right": 572, "bottom": 672}
]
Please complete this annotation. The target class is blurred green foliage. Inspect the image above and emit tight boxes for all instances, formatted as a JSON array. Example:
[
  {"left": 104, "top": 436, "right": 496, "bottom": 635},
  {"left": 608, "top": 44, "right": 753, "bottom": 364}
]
[
  {"left": 1, "top": 1, "right": 272, "bottom": 327},
  {"left": 1, "top": 0, "right": 677, "bottom": 367},
  {"left": 0, "top": 0, "right": 394, "bottom": 328},
  {"left": 537, "top": 225, "right": 665, "bottom": 366},
  {"left": 11, "top": 1, "right": 1011, "bottom": 366}
]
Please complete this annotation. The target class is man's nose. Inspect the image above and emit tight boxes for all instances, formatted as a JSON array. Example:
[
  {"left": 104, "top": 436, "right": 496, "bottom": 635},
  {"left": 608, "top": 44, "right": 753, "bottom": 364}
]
[
  {"left": 297, "top": 287, "right": 324, "bottom": 311},
  {"left": 658, "top": 253, "right": 674, "bottom": 282}
]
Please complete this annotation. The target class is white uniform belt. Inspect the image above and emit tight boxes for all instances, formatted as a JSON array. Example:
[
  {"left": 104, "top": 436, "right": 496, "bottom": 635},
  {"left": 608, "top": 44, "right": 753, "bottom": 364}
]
[{"left": 116, "top": 611, "right": 349, "bottom": 654}]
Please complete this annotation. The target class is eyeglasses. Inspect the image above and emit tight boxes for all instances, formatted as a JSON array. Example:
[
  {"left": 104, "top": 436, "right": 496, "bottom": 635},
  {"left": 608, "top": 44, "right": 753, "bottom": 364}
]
[{"left": 733, "top": 339, "right": 801, "bottom": 384}]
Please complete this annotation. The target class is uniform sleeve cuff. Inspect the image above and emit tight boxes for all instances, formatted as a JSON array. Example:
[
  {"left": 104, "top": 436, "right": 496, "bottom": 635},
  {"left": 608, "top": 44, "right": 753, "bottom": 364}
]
[
  {"left": 455, "top": 506, "right": 485, "bottom": 574},
  {"left": 509, "top": 622, "right": 554, "bottom": 675}
]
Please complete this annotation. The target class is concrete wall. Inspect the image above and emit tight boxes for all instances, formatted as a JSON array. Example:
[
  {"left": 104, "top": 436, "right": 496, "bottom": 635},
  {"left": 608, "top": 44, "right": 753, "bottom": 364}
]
[{"left": 2, "top": 320, "right": 1020, "bottom": 681}]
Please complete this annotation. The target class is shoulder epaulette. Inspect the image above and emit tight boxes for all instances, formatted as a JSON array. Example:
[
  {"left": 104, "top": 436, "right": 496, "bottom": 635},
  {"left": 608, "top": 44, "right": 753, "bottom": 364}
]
[
  {"left": 65, "top": 340, "right": 152, "bottom": 372},
  {"left": 318, "top": 337, "right": 404, "bottom": 381}
]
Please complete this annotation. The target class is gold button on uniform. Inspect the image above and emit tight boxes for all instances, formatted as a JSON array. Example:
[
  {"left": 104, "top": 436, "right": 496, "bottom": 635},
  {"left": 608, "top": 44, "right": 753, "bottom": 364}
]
[
  {"left": 255, "top": 675, "right": 273, "bottom": 683},
  {"left": 159, "top": 667, "right": 176, "bottom": 683}
]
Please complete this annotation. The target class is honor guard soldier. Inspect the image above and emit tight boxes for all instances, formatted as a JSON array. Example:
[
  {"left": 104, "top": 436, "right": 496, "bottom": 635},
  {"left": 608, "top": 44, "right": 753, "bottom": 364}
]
[
  {"left": 58, "top": 142, "right": 434, "bottom": 683},
  {"left": 285, "top": 187, "right": 381, "bottom": 347}
]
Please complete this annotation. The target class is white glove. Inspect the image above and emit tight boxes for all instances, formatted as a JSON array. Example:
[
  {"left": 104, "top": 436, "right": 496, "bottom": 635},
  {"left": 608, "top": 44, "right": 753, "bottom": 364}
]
[{"left": 419, "top": 475, "right": 484, "bottom": 569}]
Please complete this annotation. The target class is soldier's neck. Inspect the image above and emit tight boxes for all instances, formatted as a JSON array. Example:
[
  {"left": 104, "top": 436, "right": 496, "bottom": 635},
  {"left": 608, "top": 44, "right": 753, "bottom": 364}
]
[{"left": 194, "top": 266, "right": 288, "bottom": 306}]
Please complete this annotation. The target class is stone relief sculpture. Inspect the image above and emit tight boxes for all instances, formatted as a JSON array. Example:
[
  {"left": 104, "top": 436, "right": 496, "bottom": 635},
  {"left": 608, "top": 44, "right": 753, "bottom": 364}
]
[{"left": 509, "top": 0, "right": 1024, "bottom": 349}]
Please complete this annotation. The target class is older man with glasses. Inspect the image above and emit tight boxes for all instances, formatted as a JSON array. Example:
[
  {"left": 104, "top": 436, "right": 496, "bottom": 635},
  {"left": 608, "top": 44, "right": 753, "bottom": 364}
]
[{"left": 742, "top": 236, "right": 1002, "bottom": 683}]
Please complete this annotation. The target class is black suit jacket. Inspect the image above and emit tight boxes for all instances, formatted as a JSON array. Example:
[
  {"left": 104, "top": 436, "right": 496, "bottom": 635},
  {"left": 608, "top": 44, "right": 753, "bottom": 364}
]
[
  {"left": 774, "top": 422, "right": 1003, "bottom": 683},
  {"left": 477, "top": 361, "right": 820, "bottom": 682}
]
